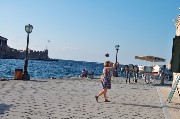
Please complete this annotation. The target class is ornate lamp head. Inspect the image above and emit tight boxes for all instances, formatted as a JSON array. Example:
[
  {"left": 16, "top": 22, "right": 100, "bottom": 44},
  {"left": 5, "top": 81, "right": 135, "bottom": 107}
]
[
  {"left": 25, "top": 24, "right": 33, "bottom": 33},
  {"left": 115, "top": 45, "right": 120, "bottom": 50}
]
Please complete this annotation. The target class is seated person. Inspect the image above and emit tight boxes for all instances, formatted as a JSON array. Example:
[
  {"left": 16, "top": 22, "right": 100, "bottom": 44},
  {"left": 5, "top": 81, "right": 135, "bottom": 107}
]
[
  {"left": 80, "top": 69, "right": 87, "bottom": 77},
  {"left": 87, "top": 70, "right": 94, "bottom": 78}
]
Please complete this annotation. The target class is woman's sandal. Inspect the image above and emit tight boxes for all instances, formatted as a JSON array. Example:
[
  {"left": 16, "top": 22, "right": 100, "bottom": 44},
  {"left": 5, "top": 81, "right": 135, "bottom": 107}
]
[
  {"left": 104, "top": 99, "right": 110, "bottom": 102},
  {"left": 95, "top": 96, "right": 98, "bottom": 102}
]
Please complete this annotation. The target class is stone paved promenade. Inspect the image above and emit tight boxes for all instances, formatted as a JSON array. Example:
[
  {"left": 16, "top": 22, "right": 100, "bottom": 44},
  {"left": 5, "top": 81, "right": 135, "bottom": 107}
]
[{"left": 0, "top": 77, "right": 179, "bottom": 119}]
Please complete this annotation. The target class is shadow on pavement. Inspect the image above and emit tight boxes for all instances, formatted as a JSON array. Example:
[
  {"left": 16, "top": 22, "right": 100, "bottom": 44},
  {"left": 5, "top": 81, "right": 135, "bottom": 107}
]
[
  {"left": 153, "top": 84, "right": 172, "bottom": 87},
  {"left": 121, "top": 103, "right": 161, "bottom": 109},
  {"left": 26, "top": 80, "right": 48, "bottom": 82},
  {"left": 121, "top": 102, "right": 180, "bottom": 110},
  {"left": 0, "top": 103, "right": 13, "bottom": 115}
]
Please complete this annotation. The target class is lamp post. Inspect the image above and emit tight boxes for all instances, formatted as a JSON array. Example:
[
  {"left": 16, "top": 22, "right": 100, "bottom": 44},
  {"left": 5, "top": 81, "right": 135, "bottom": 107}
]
[
  {"left": 113, "top": 45, "right": 120, "bottom": 77},
  {"left": 22, "top": 24, "right": 33, "bottom": 80}
]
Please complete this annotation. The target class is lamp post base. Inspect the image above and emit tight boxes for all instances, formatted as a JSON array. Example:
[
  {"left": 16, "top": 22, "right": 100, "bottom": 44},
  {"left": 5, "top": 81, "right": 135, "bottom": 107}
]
[
  {"left": 113, "top": 70, "right": 118, "bottom": 77},
  {"left": 22, "top": 73, "right": 30, "bottom": 80}
]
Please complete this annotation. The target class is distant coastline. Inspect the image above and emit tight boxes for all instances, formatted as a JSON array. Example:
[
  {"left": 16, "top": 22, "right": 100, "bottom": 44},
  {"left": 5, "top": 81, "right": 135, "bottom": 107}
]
[
  {"left": 29, "top": 58, "right": 59, "bottom": 61},
  {"left": 0, "top": 35, "right": 50, "bottom": 60}
]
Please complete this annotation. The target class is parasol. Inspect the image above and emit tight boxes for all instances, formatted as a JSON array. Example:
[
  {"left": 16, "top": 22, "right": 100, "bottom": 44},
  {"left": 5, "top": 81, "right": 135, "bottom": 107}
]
[{"left": 135, "top": 56, "right": 165, "bottom": 62}]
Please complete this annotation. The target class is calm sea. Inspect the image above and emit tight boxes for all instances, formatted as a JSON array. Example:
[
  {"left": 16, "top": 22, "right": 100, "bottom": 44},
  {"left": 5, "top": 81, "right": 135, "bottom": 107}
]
[{"left": 0, "top": 59, "right": 104, "bottom": 79}]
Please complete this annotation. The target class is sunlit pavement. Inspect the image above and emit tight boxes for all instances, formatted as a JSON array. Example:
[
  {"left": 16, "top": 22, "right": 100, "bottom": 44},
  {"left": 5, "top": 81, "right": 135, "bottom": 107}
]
[{"left": 0, "top": 77, "right": 177, "bottom": 119}]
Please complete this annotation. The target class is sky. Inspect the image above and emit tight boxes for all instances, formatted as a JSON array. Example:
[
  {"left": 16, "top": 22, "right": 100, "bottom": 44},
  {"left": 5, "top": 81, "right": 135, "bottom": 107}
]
[{"left": 0, "top": 0, "right": 179, "bottom": 65}]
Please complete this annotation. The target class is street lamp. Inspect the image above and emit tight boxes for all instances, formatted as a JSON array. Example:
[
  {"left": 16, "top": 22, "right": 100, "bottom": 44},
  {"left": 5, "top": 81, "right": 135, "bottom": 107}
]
[
  {"left": 22, "top": 24, "right": 33, "bottom": 80},
  {"left": 113, "top": 45, "right": 120, "bottom": 77}
]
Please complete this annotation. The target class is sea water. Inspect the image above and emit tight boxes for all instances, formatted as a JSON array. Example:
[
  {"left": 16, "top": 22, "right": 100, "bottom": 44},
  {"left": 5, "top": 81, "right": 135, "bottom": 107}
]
[{"left": 0, "top": 59, "right": 104, "bottom": 79}]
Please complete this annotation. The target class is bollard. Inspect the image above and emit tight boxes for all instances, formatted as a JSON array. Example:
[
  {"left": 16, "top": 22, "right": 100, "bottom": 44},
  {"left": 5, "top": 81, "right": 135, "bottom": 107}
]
[{"left": 14, "top": 69, "right": 23, "bottom": 80}]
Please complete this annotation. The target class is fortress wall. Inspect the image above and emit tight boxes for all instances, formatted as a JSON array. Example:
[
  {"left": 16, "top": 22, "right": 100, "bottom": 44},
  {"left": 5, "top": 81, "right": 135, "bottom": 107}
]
[{"left": 0, "top": 35, "right": 49, "bottom": 59}]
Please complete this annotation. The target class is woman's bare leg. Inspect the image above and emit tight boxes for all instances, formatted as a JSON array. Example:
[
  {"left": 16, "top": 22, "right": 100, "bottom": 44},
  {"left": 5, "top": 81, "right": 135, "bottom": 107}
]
[
  {"left": 95, "top": 89, "right": 105, "bottom": 102},
  {"left": 97, "top": 90, "right": 104, "bottom": 97},
  {"left": 103, "top": 88, "right": 108, "bottom": 100}
]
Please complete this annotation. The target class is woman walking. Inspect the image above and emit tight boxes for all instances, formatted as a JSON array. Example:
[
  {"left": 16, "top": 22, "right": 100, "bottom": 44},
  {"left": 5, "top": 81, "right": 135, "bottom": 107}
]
[{"left": 95, "top": 61, "right": 118, "bottom": 102}]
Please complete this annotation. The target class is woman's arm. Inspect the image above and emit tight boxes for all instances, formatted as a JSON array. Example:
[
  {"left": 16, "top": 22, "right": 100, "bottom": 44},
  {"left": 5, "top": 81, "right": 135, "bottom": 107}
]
[{"left": 111, "top": 62, "right": 119, "bottom": 70}]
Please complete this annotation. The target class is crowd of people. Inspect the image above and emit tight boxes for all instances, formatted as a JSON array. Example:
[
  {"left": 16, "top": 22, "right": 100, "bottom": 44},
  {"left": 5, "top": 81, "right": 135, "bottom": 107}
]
[
  {"left": 80, "top": 63, "right": 172, "bottom": 84},
  {"left": 120, "top": 64, "right": 172, "bottom": 84},
  {"left": 93, "top": 61, "right": 172, "bottom": 103}
]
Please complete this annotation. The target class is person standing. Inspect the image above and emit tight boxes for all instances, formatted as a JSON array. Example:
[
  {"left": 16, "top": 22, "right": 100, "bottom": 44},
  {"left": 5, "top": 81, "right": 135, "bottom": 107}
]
[
  {"left": 125, "top": 65, "right": 130, "bottom": 83},
  {"left": 80, "top": 69, "right": 87, "bottom": 77},
  {"left": 133, "top": 65, "right": 139, "bottom": 83},
  {"left": 160, "top": 65, "right": 166, "bottom": 85},
  {"left": 95, "top": 61, "right": 118, "bottom": 102},
  {"left": 120, "top": 66, "right": 125, "bottom": 77}
]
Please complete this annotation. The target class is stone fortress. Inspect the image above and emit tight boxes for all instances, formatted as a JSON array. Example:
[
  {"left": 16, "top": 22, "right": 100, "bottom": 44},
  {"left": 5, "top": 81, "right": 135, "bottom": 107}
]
[{"left": 0, "top": 35, "right": 49, "bottom": 60}]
